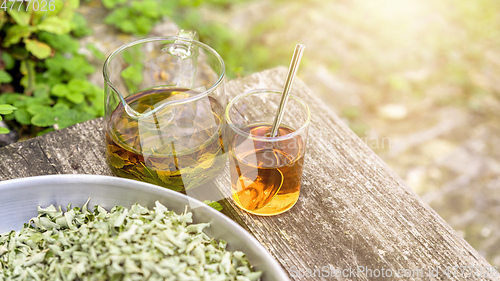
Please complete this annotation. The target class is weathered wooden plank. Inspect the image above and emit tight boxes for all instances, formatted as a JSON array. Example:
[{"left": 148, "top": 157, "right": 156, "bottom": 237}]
[
  {"left": 219, "top": 67, "right": 497, "bottom": 280},
  {"left": 0, "top": 119, "right": 110, "bottom": 180},
  {"left": 0, "top": 67, "right": 496, "bottom": 280}
]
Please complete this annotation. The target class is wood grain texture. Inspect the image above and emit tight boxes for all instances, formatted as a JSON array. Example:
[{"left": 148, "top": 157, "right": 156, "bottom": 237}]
[
  {"left": 0, "top": 67, "right": 496, "bottom": 280},
  {"left": 0, "top": 118, "right": 110, "bottom": 179},
  {"left": 218, "top": 67, "right": 497, "bottom": 280}
]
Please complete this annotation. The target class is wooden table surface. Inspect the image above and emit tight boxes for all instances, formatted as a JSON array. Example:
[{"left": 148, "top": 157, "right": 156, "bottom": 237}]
[{"left": 0, "top": 67, "right": 497, "bottom": 280}]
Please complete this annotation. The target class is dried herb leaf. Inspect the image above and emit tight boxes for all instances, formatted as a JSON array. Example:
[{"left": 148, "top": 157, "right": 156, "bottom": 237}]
[
  {"left": 0, "top": 201, "right": 261, "bottom": 280},
  {"left": 107, "top": 152, "right": 126, "bottom": 169}
]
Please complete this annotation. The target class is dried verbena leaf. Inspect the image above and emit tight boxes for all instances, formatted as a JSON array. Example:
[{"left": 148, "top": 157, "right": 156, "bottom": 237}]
[
  {"left": 145, "top": 157, "right": 166, "bottom": 169},
  {"left": 108, "top": 152, "right": 126, "bottom": 169},
  {"left": 116, "top": 151, "right": 130, "bottom": 162},
  {"left": 129, "top": 166, "right": 159, "bottom": 185},
  {"left": 107, "top": 142, "right": 124, "bottom": 154},
  {"left": 156, "top": 170, "right": 172, "bottom": 182},
  {"left": 197, "top": 152, "right": 216, "bottom": 169}
]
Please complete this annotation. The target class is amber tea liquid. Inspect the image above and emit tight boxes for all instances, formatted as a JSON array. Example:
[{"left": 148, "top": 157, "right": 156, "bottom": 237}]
[
  {"left": 106, "top": 88, "right": 226, "bottom": 192},
  {"left": 230, "top": 124, "right": 304, "bottom": 215}
]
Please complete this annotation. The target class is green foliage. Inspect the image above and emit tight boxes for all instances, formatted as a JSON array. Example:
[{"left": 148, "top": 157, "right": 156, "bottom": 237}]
[
  {"left": 0, "top": 104, "right": 17, "bottom": 115},
  {"left": 1, "top": 0, "right": 284, "bottom": 141},
  {"left": 203, "top": 200, "right": 223, "bottom": 211},
  {"left": 0, "top": 0, "right": 102, "bottom": 138},
  {"left": 24, "top": 39, "right": 52, "bottom": 59},
  {"left": 112, "top": 45, "right": 145, "bottom": 94},
  {"left": 0, "top": 104, "right": 17, "bottom": 134},
  {"left": 172, "top": 7, "right": 288, "bottom": 78},
  {"left": 86, "top": 43, "right": 106, "bottom": 60},
  {"left": 103, "top": 0, "right": 172, "bottom": 36},
  {"left": 1, "top": 52, "right": 15, "bottom": 69},
  {"left": 70, "top": 13, "right": 92, "bottom": 37},
  {"left": 121, "top": 65, "right": 143, "bottom": 93},
  {"left": 0, "top": 70, "right": 13, "bottom": 83},
  {"left": 100, "top": 0, "right": 278, "bottom": 78}
]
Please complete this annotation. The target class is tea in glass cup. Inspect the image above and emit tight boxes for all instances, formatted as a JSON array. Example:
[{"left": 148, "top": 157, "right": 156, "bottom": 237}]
[{"left": 226, "top": 89, "right": 310, "bottom": 215}]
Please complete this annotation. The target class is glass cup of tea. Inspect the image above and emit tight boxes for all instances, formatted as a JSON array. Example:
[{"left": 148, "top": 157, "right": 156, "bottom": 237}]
[
  {"left": 103, "top": 30, "right": 227, "bottom": 193},
  {"left": 225, "top": 89, "right": 310, "bottom": 215}
]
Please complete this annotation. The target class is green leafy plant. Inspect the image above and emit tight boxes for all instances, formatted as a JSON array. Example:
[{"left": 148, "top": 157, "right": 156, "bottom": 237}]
[
  {"left": 0, "top": 0, "right": 102, "bottom": 138},
  {"left": 203, "top": 200, "right": 223, "bottom": 211},
  {"left": 100, "top": 0, "right": 282, "bottom": 79},
  {"left": 0, "top": 104, "right": 17, "bottom": 134},
  {"left": 1, "top": 0, "right": 287, "bottom": 142},
  {"left": 103, "top": 0, "right": 174, "bottom": 36}
]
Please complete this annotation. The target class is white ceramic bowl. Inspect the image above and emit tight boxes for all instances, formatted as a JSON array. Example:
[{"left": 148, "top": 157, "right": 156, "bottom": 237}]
[{"left": 0, "top": 175, "right": 289, "bottom": 281}]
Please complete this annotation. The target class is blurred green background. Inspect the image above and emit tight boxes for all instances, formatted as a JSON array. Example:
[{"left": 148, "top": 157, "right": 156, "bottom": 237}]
[{"left": 1, "top": 0, "right": 499, "bottom": 265}]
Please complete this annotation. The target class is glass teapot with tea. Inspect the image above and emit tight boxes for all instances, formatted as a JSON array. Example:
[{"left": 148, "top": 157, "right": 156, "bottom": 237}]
[{"left": 103, "top": 30, "right": 227, "bottom": 193}]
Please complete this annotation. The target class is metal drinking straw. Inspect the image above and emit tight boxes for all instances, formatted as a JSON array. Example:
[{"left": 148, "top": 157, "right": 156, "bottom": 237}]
[{"left": 270, "top": 44, "right": 305, "bottom": 137}]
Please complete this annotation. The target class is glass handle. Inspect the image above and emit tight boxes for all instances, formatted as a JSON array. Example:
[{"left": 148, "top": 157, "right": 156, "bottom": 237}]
[
  {"left": 177, "top": 29, "right": 199, "bottom": 42},
  {"left": 167, "top": 29, "right": 199, "bottom": 89}
]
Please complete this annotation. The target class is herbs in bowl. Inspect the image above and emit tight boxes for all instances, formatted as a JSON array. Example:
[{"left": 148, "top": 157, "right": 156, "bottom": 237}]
[{"left": 0, "top": 201, "right": 262, "bottom": 281}]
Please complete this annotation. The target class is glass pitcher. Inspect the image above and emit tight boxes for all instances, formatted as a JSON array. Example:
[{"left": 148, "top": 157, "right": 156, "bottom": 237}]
[{"left": 103, "top": 30, "right": 227, "bottom": 193}]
